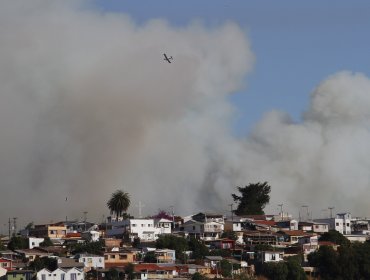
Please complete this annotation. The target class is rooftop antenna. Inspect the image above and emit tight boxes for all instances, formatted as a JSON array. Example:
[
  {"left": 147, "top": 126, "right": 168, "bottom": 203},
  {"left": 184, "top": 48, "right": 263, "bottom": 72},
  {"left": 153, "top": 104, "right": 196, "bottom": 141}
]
[{"left": 328, "top": 207, "right": 335, "bottom": 219}]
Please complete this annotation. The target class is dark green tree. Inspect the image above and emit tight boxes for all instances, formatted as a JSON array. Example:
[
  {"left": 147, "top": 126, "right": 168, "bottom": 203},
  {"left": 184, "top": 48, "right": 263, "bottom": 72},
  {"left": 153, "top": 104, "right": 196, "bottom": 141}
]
[
  {"left": 8, "top": 236, "right": 29, "bottom": 250},
  {"left": 319, "top": 230, "right": 350, "bottom": 246},
  {"left": 220, "top": 259, "right": 233, "bottom": 278},
  {"left": 191, "top": 272, "right": 208, "bottom": 280},
  {"left": 105, "top": 268, "right": 122, "bottom": 280},
  {"left": 69, "top": 240, "right": 104, "bottom": 255},
  {"left": 285, "top": 256, "right": 307, "bottom": 280},
  {"left": 354, "top": 242, "right": 370, "bottom": 279},
  {"left": 107, "top": 190, "right": 131, "bottom": 218},
  {"left": 40, "top": 237, "right": 53, "bottom": 247},
  {"left": 156, "top": 235, "right": 188, "bottom": 262},
  {"left": 261, "top": 262, "right": 288, "bottom": 280},
  {"left": 143, "top": 251, "right": 157, "bottom": 263},
  {"left": 125, "top": 263, "right": 135, "bottom": 280},
  {"left": 337, "top": 245, "right": 359, "bottom": 280},
  {"left": 232, "top": 182, "right": 271, "bottom": 215},
  {"left": 221, "top": 231, "right": 237, "bottom": 241},
  {"left": 29, "top": 256, "right": 58, "bottom": 271},
  {"left": 188, "top": 237, "right": 209, "bottom": 260},
  {"left": 308, "top": 246, "right": 340, "bottom": 280}
]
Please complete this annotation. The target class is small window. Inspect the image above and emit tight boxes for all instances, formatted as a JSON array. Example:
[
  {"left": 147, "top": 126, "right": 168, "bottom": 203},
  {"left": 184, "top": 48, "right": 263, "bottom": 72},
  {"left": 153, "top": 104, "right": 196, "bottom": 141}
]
[{"left": 132, "top": 224, "right": 136, "bottom": 227}]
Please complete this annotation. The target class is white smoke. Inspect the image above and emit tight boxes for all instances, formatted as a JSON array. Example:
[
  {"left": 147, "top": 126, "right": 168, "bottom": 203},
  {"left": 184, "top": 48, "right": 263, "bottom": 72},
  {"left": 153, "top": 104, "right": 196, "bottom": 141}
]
[
  {"left": 0, "top": 0, "right": 254, "bottom": 224},
  {"left": 1, "top": 1, "right": 369, "bottom": 227},
  {"left": 243, "top": 71, "right": 370, "bottom": 218}
]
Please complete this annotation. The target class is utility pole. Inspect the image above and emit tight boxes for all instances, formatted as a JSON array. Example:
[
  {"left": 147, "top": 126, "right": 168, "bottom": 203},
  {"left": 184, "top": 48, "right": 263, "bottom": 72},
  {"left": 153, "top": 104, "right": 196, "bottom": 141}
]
[
  {"left": 83, "top": 211, "right": 88, "bottom": 231},
  {"left": 170, "top": 206, "right": 175, "bottom": 230},
  {"left": 8, "top": 218, "right": 11, "bottom": 238}
]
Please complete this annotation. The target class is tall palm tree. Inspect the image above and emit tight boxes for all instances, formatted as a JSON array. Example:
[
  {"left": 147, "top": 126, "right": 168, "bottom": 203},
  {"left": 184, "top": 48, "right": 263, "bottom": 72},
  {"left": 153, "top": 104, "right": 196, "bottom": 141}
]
[{"left": 107, "top": 190, "right": 131, "bottom": 218}]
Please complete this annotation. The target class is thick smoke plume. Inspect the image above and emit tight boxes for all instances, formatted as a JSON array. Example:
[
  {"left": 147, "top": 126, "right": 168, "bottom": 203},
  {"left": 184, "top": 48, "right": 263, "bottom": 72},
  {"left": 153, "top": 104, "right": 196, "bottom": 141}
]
[
  {"left": 0, "top": 0, "right": 253, "bottom": 224},
  {"left": 1, "top": 1, "right": 370, "bottom": 226}
]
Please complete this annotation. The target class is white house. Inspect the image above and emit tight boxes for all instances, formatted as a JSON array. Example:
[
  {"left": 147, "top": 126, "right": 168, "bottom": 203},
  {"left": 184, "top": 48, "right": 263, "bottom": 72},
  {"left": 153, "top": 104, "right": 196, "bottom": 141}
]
[
  {"left": 0, "top": 267, "right": 6, "bottom": 278},
  {"left": 28, "top": 237, "right": 45, "bottom": 249},
  {"left": 75, "top": 254, "right": 104, "bottom": 271},
  {"left": 107, "top": 218, "right": 172, "bottom": 241},
  {"left": 258, "top": 251, "right": 284, "bottom": 263},
  {"left": 80, "top": 230, "right": 100, "bottom": 242},
  {"left": 180, "top": 213, "right": 224, "bottom": 241},
  {"left": 314, "top": 213, "right": 351, "bottom": 234},
  {"left": 37, "top": 268, "right": 84, "bottom": 280}
]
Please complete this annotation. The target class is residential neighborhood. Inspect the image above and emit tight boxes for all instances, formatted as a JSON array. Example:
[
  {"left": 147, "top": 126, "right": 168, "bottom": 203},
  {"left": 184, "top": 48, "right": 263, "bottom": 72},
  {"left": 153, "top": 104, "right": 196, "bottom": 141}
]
[{"left": 2, "top": 187, "right": 370, "bottom": 280}]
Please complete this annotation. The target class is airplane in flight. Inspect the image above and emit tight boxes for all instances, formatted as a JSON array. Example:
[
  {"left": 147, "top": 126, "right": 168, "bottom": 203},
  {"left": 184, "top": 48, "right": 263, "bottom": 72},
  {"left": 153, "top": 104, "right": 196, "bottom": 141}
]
[{"left": 163, "top": 53, "right": 173, "bottom": 63}]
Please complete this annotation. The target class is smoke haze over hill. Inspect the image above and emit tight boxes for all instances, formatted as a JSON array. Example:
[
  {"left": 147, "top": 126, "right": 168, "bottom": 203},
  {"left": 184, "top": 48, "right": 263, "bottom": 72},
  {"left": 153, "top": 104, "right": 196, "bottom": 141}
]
[{"left": 1, "top": 1, "right": 370, "bottom": 227}]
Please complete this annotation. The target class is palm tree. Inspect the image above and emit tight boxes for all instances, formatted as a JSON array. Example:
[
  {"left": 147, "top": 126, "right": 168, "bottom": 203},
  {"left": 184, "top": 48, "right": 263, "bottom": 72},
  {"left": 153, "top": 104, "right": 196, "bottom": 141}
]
[{"left": 107, "top": 190, "right": 131, "bottom": 219}]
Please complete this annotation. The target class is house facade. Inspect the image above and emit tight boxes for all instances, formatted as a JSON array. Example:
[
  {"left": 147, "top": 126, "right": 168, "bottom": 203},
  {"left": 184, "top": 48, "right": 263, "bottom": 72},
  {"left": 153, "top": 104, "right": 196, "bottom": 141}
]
[
  {"left": 75, "top": 254, "right": 104, "bottom": 271},
  {"left": 29, "top": 224, "right": 67, "bottom": 239},
  {"left": 104, "top": 250, "right": 136, "bottom": 268},
  {"left": 314, "top": 213, "right": 351, "bottom": 234},
  {"left": 0, "top": 258, "right": 12, "bottom": 271},
  {"left": 36, "top": 268, "right": 84, "bottom": 280},
  {"left": 107, "top": 218, "right": 172, "bottom": 241}
]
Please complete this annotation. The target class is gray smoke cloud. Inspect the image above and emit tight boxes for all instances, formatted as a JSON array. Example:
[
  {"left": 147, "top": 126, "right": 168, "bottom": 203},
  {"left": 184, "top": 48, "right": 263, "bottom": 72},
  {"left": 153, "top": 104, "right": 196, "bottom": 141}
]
[
  {"left": 243, "top": 71, "right": 370, "bottom": 218},
  {"left": 1, "top": 1, "right": 369, "bottom": 228},
  {"left": 0, "top": 0, "right": 254, "bottom": 225}
]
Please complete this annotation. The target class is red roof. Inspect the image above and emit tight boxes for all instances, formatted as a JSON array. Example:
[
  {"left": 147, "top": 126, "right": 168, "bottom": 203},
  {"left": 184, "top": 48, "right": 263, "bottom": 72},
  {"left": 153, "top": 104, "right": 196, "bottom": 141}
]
[
  {"left": 254, "top": 220, "right": 276, "bottom": 226},
  {"left": 134, "top": 264, "right": 177, "bottom": 272},
  {"left": 281, "top": 230, "right": 305, "bottom": 236},
  {"left": 65, "top": 233, "right": 81, "bottom": 238},
  {"left": 318, "top": 241, "right": 336, "bottom": 246}
]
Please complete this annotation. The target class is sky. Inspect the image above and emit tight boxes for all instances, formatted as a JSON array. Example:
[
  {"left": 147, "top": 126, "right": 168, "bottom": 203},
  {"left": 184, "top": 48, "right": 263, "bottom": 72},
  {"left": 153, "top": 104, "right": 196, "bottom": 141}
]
[{"left": 1, "top": 0, "right": 370, "bottom": 232}]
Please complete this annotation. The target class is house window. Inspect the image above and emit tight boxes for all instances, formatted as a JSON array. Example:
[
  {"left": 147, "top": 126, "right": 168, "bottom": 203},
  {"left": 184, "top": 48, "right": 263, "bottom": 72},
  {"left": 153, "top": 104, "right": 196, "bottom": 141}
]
[
  {"left": 193, "top": 226, "right": 195, "bottom": 230},
  {"left": 336, "top": 223, "right": 339, "bottom": 226},
  {"left": 110, "top": 255, "right": 116, "bottom": 259},
  {"left": 347, "top": 223, "right": 350, "bottom": 227},
  {"left": 132, "top": 224, "right": 136, "bottom": 227},
  {"left": 61, "top": 273, "right": 65, "bottom": 280},
  {"left": 70, "top": 273, "right": 77, "bottom": 280},
  {"left": 119, "top": 255, "right": 128, "bottom": 260},
  {"left": 271, "top": 254, "right": 276, "bottom": 260},
  {"left": 41, "top": 275, "right": 46, "bottom": 280}
]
